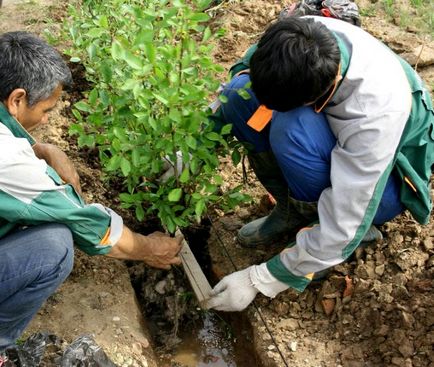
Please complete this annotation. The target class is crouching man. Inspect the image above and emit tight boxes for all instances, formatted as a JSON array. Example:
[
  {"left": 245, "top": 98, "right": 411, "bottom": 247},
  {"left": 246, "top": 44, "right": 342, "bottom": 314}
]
[{"left": 0, "top": 31, "right": 182, "bottom": 352}]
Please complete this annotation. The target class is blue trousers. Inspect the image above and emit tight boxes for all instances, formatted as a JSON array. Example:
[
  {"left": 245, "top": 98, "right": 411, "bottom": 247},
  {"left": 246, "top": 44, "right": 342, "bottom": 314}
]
[
  {"left": 0, "top": 224, "right": 74, "bottom": 351},
  {"left": 220, "top": 74, "right": 404, "bottom": 224}
]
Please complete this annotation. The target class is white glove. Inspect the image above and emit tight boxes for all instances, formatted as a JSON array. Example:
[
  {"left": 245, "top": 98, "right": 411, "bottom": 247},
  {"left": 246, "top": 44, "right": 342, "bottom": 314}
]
[
  {"left": 205, "top": 263, "right": 289, "bottom": 312},
  {"left": 158, "top": 151, "right": 188, "bottom": 183}
]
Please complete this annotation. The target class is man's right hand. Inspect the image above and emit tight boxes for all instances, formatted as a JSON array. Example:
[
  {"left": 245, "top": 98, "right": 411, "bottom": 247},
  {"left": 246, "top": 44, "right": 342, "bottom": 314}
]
[
  {"left": 107, "top": 226, "right": 183, "bottom": 269},
  {"left": 141, "top": 231, "right": 183, "bottom": 269}
]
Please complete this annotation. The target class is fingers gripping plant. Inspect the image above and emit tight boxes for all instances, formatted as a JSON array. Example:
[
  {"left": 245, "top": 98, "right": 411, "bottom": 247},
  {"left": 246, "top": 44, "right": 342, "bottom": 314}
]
[{"left": 66, "top": 0, "right": 249, "bottom": 233}]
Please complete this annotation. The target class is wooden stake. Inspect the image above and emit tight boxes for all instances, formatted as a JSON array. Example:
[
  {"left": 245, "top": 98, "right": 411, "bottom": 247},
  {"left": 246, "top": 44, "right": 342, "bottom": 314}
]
[{"left": 176, "top": 229, "right": 212, "bottom": 308}]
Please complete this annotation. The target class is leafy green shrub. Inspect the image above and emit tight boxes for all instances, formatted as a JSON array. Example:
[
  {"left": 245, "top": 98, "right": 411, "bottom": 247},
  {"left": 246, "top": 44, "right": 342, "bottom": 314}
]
[{"left": 65, "top": 0, "right": 249, "bottom": 233}]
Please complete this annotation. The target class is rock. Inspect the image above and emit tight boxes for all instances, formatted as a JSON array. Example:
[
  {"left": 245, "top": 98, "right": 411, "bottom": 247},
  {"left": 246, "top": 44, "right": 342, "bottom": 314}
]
[
  {"left": 375, "top": 264, "right": 385, "bottom": 276},
  {"left": 392, "top": 357, "right": 406, "bottom": 366},
  {"left": 375, "top": 324, "right": 389, "bottom": 336},
  {"left": 274, "top": 302, "right": 290, "bottom": 316},
  {"left": 289, "top": 341, "right": 297, "bottom": 352},
  {"left": 262, "top": 333, "right": 272, "bottom": 341},
  {"left": 353, "top": 278, "right": 371, "bottom": 294},
  {"left": 155, "top": 280, "right": 166, "bottom": 295},
  {"left": 398, "top": 339, "right": 414, "bottom": 358},
  {"left": 276, "top": 318, "right": 299, "bottom": 331},
  {"left": 237, "top": 208, "right": 251, "bottom": 219},
  {"left": 112, "top": 316, "right": 121, "bottom": 322},
  {"left": 220, "top": 216, "right": 244, "bottom": 231},
  {"left": 355, "top": 261, "right": 376, "bottom": 279},
  {"left": 401, "top": 43, "right": 434, "bottom": 67},
  {"left": 423, "top": 238, "right": 434, "bottom": 251}
]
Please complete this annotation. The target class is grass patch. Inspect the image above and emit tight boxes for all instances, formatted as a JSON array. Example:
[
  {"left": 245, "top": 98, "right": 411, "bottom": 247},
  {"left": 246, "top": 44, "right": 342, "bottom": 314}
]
[{"left": 379, "top": 0, "right": 434, "bottom": 37}]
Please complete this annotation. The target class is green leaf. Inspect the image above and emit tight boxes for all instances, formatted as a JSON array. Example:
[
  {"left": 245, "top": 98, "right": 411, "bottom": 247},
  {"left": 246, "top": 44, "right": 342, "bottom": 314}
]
[
  {"left": 70, "top": 56, "right": 81, "bottom": 63},
  {"left": 123, "top": 51, "right": 143, "bottom": 70},
  {"left": 153, "top": 93, "right": 169, "bottom": 105},
  {"left": 195, "top": 199, "right": 206, "bottom": 221},
  {"left": 189, "top": 13, "right": 210, "bottom": 22},
  {"left": 220, "top": 123, "right": 232, "bottom": 135},
  {"left": 107, "top": 155, "right": 122, "bottom": 171},
  {"left": 186, "top": 136, "right": 197, "bottom": 149},
  {"left": 237, "top": 88, "right": 251, "bottom": 100},
  {"left": 132, "top": 149, "right": 140, "bottom": 167},
  {"left": 179, "top": 168, "right": 190, "bottom": 183},
  {"left": 135, "top": 204, "right": 145, "bottom": 221},
  {"left": 87, "top": 43, "right": 97, "bottom": 60},
  {"left": 77, "top": 134, "right": 95, "bottom": 147},
  {"left": 88, "top": 88, "right": 98, "bottom": 106},
  {"left": 100, "top": 62, "right": 112, "bottom": 82},
  {"left": 205, "top": 132, "right": 221, "bottom": 141},
  {"left": 231, "top": 149, "right": 241, "bottom": 165},
  {"left": 218, "top": 94, "right": 228, "bottom": 103},
  {"left": 87, "top": 28, "right": 106, "bottom": 38},
  {"left": 98, "top": 15, "right": 109, "bottom": 28},
  {"left": 75, "top": 101, "right": 91, "bottom": 112},
  {"left": 202, "top": 27, "right": 212, "bottom": 42},
  {"left": 168, "top": 188, "right": 183, "bottom": 202},
  {"left": 144, "top": 43, "right": 156, "bottom": 63},
  {"left": 135, "top": 29, "right": 154, "bottom": 45},
  {"left": 120, "top": 157, "right": 131, "bottom": 176},
  {"left": 111, "top": 41, "right": 124, "bottom": 59},
  {"left": 71, "top": 109, "right": 82, "bottom": 122}
]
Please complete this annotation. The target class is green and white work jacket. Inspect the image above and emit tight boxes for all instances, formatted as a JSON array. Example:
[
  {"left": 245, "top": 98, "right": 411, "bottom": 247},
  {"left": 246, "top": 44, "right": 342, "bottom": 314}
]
[
  {"left": 0, "top": 104, "right": 123, "bottom": 255},
  {"left": 233, "top": 16, "right": 434, "bottom": 291}
]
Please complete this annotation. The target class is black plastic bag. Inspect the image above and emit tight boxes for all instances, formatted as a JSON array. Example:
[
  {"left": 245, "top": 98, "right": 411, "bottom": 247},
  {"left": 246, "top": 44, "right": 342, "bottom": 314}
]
[{"left": 5, "top": 333, "right": 117, "bottom": 367}]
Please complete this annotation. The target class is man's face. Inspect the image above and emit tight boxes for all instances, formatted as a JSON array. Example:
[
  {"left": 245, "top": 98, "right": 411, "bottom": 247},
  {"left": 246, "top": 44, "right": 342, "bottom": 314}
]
[{"left": 15, "top": 85, "right": 62, "bottom": 131}]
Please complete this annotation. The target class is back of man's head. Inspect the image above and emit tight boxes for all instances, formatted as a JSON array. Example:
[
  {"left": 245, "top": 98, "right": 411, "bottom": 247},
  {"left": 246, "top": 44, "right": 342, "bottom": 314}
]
[
  {"left": 250, "top": 17, "right": 340, "bottom": 112},
  {"left": 0, "top": 31, "right": 72, "bottom": 106}
]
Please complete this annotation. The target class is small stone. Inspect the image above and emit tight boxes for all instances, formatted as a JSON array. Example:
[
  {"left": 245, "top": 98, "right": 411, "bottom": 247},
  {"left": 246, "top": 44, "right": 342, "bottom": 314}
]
[
  {"left": 267, "top": 345, "right": 276, "bottom": 351},
  {"left": 132, "top": 342, "right": 142, "bottom": 355},
  {"left": 398, "top": 339, "right": 414, "bottom": 358},
  {"left": 289, "top": 341, "right": 297, "bottom": 352},
  {"left": 262, "top": 334, "right": 272, "bottom": 341},
  {"left": 237, "top": 208, "right": 251, "bottom": 219},
  {"left": 267, "top": 351, "right": 277, "bottom": 359},
  {"left": 141, "top": 338, "right": 150, "bottom": 349},
  {"left": 155, "top": 280, "right": 166, "bottom": 294},
  {"left": 423, "top": 238, "right": 434, "bottom": 251},
  {"left": 276, "top": 318, "right": 299, "bottom": 330},
  {"left": 375, "top": 264, "right": 385, "bottom": 276},
  {"left": 112, "top": 316, "right": 121, "bottom": 322}
]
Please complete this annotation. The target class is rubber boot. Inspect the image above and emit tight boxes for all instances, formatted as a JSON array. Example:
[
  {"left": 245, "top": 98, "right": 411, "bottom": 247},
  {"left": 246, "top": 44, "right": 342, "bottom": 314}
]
[{"left": 237, "top": 151, "right": 315, "bottom": 248}]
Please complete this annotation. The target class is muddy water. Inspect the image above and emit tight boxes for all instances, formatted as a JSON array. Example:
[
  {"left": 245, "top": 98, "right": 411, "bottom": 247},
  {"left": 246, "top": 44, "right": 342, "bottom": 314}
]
[{"left": 172, "top": 313, "right": 237, "bottom": 367}]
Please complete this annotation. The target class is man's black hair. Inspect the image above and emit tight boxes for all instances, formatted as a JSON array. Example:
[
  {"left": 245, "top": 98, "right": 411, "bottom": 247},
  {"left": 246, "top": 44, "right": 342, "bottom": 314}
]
[
  {"left": 0, "top": 31, "right": 72, "bottom": 106},
  {"left": 250, "top": 17, "right": 340, "bottom": 112}
]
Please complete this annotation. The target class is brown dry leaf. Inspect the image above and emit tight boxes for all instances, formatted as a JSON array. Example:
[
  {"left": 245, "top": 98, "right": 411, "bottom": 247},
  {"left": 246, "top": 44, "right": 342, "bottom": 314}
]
[
  {"left": 321, "top": 298, "right": 336, "bottom": 316},
  {"left": 343, "top": 275, "right": 354, "bottom": 298}
]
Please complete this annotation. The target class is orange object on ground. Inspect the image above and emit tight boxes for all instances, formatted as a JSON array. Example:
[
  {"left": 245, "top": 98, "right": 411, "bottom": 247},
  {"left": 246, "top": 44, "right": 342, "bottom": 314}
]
[
  {"left": 343, "top": 275, "right": 354, "bottom": 298},
  {"left": 321, "top": 298, "right": 335, "bottom": 316}
]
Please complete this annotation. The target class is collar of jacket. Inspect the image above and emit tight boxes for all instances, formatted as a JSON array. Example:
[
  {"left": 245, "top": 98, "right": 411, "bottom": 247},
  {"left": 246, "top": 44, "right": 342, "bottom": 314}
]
[
  {"left": 0, "top": 102, "right": 35, "bottom": 145},
  {"left": 333, "top": 32, "right": 350, "bottom": 86}
]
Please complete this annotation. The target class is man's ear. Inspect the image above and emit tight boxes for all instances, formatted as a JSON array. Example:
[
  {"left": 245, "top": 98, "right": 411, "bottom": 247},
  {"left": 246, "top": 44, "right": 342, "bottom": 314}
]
[{"left": 4, "top": 89, "right": 27, "bottom": 118}]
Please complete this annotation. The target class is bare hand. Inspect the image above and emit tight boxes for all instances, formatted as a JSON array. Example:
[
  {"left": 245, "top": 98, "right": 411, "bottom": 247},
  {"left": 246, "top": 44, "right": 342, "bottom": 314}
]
[
  {"left": 33, "top": 143, "right": 82, "bottom": 195},
  {"left": 142, "top": 231, "right": 183, "bottom": 269}
]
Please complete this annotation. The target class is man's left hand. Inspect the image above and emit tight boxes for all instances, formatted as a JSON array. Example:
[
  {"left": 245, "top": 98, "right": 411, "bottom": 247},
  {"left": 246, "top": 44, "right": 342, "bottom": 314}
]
[
  {"left": 33, "top": 143, "right": 82, "bottom": 195},
  {"left": 206, "top": 267, "right": 259, "bottom": 312}
]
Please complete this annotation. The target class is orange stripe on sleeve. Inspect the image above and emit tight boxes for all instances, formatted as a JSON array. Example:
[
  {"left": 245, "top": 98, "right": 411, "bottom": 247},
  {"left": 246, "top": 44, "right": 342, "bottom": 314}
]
[
  {"left": 247, "top": 105, "right": 273, "bottom": 132},
  {"left": 100, "top": 227, "right": 112, "bottom": 246},
  {"left": 404, "top": 176, "right": 417, "bottom": 193}
]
